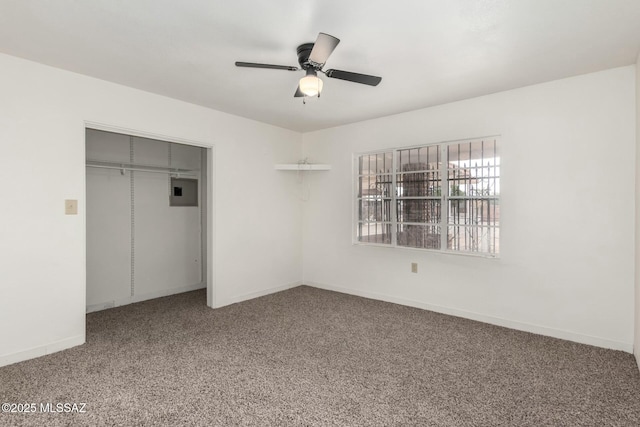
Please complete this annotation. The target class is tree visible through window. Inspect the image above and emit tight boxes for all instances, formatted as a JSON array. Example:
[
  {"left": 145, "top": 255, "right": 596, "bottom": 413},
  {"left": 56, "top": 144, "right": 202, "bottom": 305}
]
[{"left": 355, "top": 138, "right": 500, "bottom": 256}]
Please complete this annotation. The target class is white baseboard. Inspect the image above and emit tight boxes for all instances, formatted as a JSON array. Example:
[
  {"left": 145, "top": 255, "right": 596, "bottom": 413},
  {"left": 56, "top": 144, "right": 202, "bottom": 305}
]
[
  {"left": 86, "top": 282, "right": 206, "bottom": 313},
  {"left": 216, "top": 281, "right": 302, "bottom": 308},
  {"left": 0, "top": 334, "right": 85, "bottom": 368},
  {"left": 304, "top": 281, "right": 633, "bottom": 353}
]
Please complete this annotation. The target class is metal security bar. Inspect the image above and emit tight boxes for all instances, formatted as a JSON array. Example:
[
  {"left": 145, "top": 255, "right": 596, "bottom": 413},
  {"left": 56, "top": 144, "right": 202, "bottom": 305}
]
[
  {"left": 355, "top": 137, "right": 500, "bottom": 256},
  {"left": 396, "top": 145, "right": 442, "bottom": 249},
  {"left": 446, "top": 139, "right": 500, "bottom": 255},
  {"left": 356, "top": 152, "right": 393, "bottom": 244}
]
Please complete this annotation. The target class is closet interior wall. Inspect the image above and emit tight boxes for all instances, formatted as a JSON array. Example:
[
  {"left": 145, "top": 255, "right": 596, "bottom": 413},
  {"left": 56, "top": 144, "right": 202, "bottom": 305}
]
[{"left": 85, "top": 129, "right": 205, "bottom": 312}]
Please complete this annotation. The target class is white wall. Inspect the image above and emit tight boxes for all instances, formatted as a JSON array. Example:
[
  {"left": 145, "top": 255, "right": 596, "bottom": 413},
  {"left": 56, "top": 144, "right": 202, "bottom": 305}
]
[
  {"left": 86, "top": 131, "right": 132, "bottom": 308},
  {"left": 302, "top": 66, "right": 636, "bottom": 351},
  {"left": 0, "top": 52, "right": 303, "bottom": 366},
  {"left": 0, "top": 48, "right": 635, "bottom": 366},
  {"left": 86, "top": 130, "right": 205, "bottom": 311},
  {"left": 635, "top": 55, "right": 640, "bottom": 367}
]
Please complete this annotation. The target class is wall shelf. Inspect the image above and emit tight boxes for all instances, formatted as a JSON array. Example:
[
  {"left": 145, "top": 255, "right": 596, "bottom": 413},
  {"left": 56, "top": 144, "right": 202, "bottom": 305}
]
[{"left": 275, "top": 164, "right": 331, "bottom": 171}]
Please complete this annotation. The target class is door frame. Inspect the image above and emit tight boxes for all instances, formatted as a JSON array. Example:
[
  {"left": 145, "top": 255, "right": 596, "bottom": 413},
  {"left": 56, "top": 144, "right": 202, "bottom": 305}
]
[{"left": 84, "top": 120, "right": 216, "bottom": 308}]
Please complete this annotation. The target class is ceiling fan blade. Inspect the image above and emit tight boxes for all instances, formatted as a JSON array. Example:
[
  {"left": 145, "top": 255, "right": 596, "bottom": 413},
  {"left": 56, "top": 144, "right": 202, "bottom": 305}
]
[
  {"left": 325, "top": 69, "right": 382, "bottom": 86},
  {"left": 294, "top": 86, "right": 304, "bottom": 97},
  {"left": 309, "top": 33, "right": 340, "bottom": 67},
  {"left": 235, "top": 62, "right": 299, "bottom": 71}
]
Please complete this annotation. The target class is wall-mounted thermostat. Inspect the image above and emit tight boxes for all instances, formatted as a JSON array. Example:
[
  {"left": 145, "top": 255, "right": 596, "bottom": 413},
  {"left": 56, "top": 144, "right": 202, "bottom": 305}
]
[{"left": 170, "top": 177, "right": 198, "bottom": 207}]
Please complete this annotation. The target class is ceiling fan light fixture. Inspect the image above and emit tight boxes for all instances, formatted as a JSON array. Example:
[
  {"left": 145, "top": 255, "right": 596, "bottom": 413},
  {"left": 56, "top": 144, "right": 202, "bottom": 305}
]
[
  {"left": 299, "top": 69, "right": 323, "bottom": 97},
  {"left": 235, "top": 32, "right": 382, "bottom": 99}
]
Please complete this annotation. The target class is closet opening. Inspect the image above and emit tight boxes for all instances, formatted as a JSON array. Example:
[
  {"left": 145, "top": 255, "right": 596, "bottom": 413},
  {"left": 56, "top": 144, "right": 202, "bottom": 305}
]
[{"left": 85, "top": 128, "right": 212, "bottom": 312}]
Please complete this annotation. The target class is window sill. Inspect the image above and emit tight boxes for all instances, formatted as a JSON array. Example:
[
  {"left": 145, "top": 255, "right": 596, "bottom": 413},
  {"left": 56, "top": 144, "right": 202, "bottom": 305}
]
[{"left": 352, "top": 241, "right": 499, "bottom": 259}]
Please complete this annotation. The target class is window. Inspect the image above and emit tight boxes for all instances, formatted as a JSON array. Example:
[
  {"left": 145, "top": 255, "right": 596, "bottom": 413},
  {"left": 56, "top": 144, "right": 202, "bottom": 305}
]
[{"left": 355, "top": 138, "right": 500, "bottom": 256}]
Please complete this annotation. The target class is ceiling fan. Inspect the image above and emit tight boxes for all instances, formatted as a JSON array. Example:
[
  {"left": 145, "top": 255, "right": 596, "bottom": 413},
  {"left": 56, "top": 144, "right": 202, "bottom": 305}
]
[{"left": 235, "top": 32, "right": 382, "bottom": 100}]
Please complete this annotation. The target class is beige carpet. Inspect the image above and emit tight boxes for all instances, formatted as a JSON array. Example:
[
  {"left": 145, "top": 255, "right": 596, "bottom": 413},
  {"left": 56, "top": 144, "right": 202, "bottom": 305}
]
[{"left": 1, "top": 286, "right": 640, "bottom": 426}]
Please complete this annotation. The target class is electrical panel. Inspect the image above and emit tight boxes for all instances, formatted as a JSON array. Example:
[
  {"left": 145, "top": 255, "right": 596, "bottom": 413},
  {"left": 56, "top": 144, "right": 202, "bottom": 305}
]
[{"left": 170, "top": 177, "right": 198, "bottom": 207}]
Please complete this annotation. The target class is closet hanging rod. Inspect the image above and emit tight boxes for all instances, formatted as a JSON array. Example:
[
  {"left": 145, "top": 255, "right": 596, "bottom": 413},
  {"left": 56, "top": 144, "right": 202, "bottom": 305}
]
[{"left": 86, "top": 160, "right": 197, "bottom": 177}]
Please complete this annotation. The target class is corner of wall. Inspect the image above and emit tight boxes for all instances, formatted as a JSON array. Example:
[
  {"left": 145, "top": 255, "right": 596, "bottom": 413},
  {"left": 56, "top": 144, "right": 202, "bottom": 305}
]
[
  {"left": 0, "top": 335, "right": 85, "bottom": 368},
  {"left": 634, "top": 52, "right": 640, "bottom": 371}
]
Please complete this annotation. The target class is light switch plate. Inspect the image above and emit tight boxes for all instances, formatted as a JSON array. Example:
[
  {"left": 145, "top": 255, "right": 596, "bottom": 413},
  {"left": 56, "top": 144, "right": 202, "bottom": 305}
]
[{"left": 65, "top": 199, "right": 78, "bottom": 215}]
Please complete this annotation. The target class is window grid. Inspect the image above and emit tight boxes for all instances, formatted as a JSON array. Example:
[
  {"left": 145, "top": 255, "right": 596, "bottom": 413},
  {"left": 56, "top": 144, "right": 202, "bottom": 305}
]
[
  {"left": 356, "top": 152, "right": 394, "bottom": 245},
  {"left": 355, "top": 138, "right": 500, "bottom": 256}
]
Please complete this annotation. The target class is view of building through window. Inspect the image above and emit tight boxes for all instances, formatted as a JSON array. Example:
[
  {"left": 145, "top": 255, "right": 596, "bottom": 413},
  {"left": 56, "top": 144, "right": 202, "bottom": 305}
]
[{"left": 356, "top": 138, "right": 500, "bottom": 256}]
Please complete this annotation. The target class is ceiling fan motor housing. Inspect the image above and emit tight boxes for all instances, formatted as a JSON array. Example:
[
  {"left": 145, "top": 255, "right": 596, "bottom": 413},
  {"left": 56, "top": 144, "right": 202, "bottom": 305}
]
[{"left": 296, "top": 43, "right": 316, "bottom": 69}]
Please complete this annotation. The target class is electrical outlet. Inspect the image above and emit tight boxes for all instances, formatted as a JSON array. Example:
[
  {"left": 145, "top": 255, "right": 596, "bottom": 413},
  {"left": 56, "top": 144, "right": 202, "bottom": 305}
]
[
  {"left": 65, "top": 199, "right": 78, "bottom": 215},
  {"left": 411, "top": 262, "right": 418, "bottom": 273}
]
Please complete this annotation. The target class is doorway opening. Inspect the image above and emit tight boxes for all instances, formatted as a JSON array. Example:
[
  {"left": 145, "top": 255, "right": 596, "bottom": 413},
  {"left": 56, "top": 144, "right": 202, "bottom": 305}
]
[{"left": 85, "top": 127, "right": 213, "bottom": 312}]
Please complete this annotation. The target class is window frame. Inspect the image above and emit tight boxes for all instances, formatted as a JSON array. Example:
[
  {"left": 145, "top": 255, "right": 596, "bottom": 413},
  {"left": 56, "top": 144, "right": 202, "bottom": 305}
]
[{"left": 353, "top": 137, "right": 500, "bottom": 258}]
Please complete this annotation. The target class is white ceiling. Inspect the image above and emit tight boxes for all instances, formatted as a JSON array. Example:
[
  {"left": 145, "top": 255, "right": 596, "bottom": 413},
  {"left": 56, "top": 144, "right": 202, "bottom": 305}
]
[{"left": 1, "top": 1, "right": 639, "bottom": 132}]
